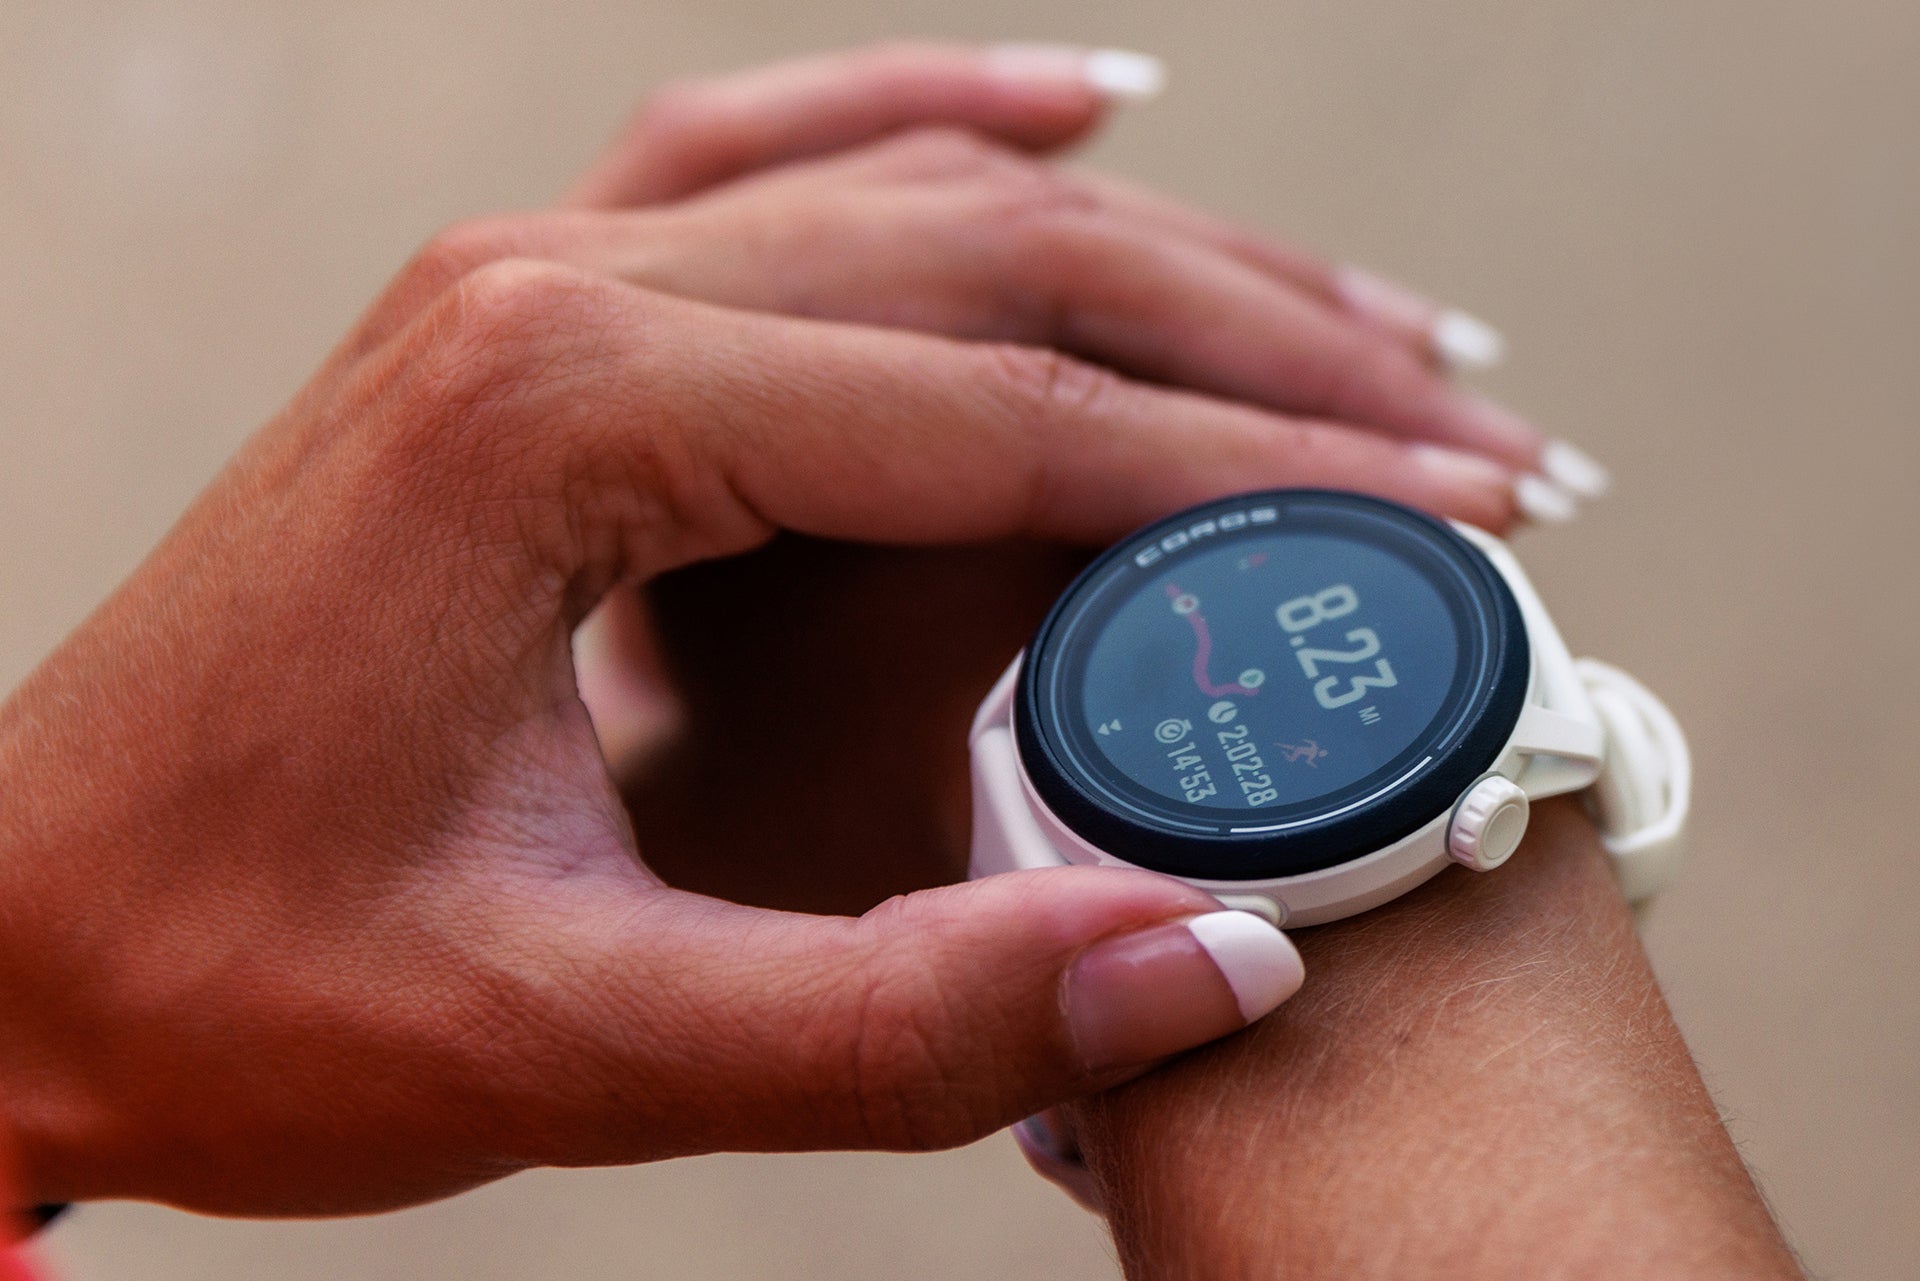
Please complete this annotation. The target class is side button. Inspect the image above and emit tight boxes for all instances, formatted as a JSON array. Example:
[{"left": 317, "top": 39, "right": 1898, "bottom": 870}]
[{"left": 1448, "top": 775, "right": 1530, "bottom": 871}]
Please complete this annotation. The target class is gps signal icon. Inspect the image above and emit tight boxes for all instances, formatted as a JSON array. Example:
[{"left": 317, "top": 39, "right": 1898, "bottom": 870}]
[{"left": 1097, "top": 720, "right": 1123, "bottom": 735}]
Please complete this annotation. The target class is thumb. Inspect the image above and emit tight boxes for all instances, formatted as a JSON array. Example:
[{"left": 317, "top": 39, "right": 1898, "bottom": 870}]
[{"left": 555, "top": 869, "right": 1303, "bottom": 1158}]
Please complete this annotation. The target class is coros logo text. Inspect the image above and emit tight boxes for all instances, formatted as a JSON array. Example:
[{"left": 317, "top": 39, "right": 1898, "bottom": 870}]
[{"left": 1131, "top": 505, "right": 1278, "bottom": 568}]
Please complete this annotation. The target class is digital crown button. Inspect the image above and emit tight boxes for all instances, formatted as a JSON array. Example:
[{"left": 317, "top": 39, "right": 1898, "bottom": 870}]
[{"left": 1446, "top": 775, "right": 1530, "bottom": 872}]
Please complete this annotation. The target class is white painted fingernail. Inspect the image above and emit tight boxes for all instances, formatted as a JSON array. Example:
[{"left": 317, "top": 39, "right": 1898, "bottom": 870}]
[
  {"left": 1432, "top": 308, "right": 1507, "bottom": 371},
  {"left": 1540, "top": 439, "right": 1612, "bottom": 499},
  {"left": 1187, "top": 910, "right": 1303, "bottom": 1022},
  {"left": 1065, "top": 908, "right": 1301, "bottom": 1071},
  {"left": 1084, "top": 49, "right": 1167, "bottom": 100},
  {"left": 1337, "top": 268, "right": 1507, "bottom": 371},
  {"left": 1515, "top": 473, "right": 1580, "bottom": 525},
  {"left": 986, "top": 44, "right": 1166, "bottom": 101}
]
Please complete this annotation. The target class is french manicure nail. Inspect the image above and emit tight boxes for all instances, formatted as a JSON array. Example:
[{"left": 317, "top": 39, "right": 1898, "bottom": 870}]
[
  {"left": 1336, "top": 268, "right": 1507, "bottom": 371},
  {"left": 986, "top": 44, "right": 1167, "bottom": 101},
  {"left": 1515, "top": 473, "right": 1579, "bottom": 524},
  {"left": 1065, "top": 910, "right": 1302, "bottom": 1073},
  {"left": 1432, "top": 308, "right": 1507, "bottom": 371},
  {"left": 1540, "top": 439, "right": 1612, "bottom": 498},
  {"left": 1084, "top": 49, "right": 1167, "bottom": 99}
]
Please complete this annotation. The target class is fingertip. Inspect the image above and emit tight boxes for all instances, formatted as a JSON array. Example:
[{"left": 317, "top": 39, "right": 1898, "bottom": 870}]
[
  {"left": 1432, "top": 308, "right": 1508, "bottom": 372},
  {"left": 1406, "top": 443, "right": 1522, "bottom": 533},
  {"left": 1540, "top": 438, "right": 1612, "bottom": 498},
  {"left": 1514, "top": 473, "right": 1580, "bottom": 526},
  {"left": 1336, "top": 266, "right": 1509, "bottom": 373},
  {"left": 1083, "top": 48, "right": 1169, "bottom": 101},
  {"left": 1064, "top": 909, "right": 1300, "bottom": 1074},
  {"left": 1185, "top": 910, "right": 1305, "bottom": 1021},
  {"left": 985, "top": 43, "right": 1167, "bottom": 103}
]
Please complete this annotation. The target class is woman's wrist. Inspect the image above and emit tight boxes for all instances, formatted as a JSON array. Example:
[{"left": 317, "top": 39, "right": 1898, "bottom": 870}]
[{"left": 1068, "top": 799, "right": 1802, "bottom": 1280}]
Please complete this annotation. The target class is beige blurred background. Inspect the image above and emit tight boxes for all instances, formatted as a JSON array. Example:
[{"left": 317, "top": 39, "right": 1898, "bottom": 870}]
[{"left": 3, "top": 0, "right": 1915, "bottom": 1277}]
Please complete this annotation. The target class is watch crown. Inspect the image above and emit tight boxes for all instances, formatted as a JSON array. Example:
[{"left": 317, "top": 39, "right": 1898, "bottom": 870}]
[{"left": 1448, "top": 775, "right": 1530, "bottom": 871}]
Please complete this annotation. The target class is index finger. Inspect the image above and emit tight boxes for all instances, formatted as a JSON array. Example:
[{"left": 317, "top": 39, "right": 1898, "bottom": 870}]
[
  {"left": 562, "top": 40, "right": 1160, "bottom": 208},
  {"left": 374, "top": 261, "right": 1519, "bottom": 605}
]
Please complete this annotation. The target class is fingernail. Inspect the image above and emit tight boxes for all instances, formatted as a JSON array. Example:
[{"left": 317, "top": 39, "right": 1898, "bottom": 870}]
[
  {"left": 1065, "top": 910, "right": 1302, "bottom": 1073},
  {"left": 1515, "top": 473, "right": 1580, "bottom": 524},
  {"left": 1336, "top": 268, "right": 1507, "bottom": 371},
  {"left": 1432, "top": 308, "right": 1507, "bottom": 370},
  {"left": 1410, "top": 442, "right": 1514, "bottom": 491},
  {"left": 1085, "top": 49, "right": 1167, "bottom": 99},
  {"left": 1448, "top": 390, "right": 1541, "bottom": 462},
  {"left": 1540, "top": 438, "right": 1612, "bottom": 498},
  {"left": 986, "top": 44, "right": 1167, "bottom": 101}
]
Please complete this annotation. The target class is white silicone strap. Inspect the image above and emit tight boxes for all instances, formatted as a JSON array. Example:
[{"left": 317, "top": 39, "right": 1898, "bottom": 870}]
[{"left": 1574, "top": 658, "right": 1690, "bottom": 901}]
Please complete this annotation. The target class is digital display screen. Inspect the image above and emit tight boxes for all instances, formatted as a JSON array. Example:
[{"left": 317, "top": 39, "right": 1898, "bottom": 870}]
[
  {"left": 1078, "top": 533, "right": 1459, "bottom": 816},
  {"left": 1016, "top": 491, "right": 1529, "bottom": 878}
]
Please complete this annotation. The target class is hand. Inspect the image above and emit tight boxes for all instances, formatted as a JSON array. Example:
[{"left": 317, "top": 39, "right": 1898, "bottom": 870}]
[
  {"left": 0, "top": 43, "right": 1539, "bottom": 1217},
  {"left": 540, "top": 43, "right": 1568, "bottom": 909}
]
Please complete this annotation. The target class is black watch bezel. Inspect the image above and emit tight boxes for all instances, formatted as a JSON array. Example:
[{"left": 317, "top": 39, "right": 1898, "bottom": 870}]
[{"left": 1014, "top": 489, "right": 1530, "bottom": 882}]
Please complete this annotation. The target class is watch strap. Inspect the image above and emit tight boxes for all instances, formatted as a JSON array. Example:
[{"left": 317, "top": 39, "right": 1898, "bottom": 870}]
[{"left": 1575, "top": 658, "right": 1691, "bottom": 902}]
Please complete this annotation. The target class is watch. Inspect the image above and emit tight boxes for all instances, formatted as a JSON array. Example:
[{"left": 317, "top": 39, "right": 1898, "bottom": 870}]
[{"left": 967, "top": 489, "right": 1690, "bottom": 928}]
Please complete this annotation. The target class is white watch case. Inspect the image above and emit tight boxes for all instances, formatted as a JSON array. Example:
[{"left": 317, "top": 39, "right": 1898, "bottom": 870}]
[{"left": 967, "top": 523, "right": 1690, "bottom": 927}]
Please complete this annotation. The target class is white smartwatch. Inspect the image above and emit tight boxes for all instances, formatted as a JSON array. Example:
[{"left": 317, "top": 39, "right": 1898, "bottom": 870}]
[{"left": 967, "top": 489, "right": 1690, "bottom": 927}]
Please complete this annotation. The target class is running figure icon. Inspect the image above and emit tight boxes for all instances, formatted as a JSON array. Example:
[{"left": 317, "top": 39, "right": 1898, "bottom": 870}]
[{"left": 1276, "top": 740, "right": 1328, "bottom": 768}]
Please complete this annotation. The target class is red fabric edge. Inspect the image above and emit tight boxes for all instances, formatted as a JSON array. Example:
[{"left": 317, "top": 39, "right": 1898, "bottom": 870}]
[{"left": 1, "top": 1112, "right": 47, "bottom": 1281}]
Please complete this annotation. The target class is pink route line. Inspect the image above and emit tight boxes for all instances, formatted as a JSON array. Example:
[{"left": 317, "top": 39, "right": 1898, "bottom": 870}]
[{"left": 1165, "top": 583, "right": 1262, "bottom": 698}]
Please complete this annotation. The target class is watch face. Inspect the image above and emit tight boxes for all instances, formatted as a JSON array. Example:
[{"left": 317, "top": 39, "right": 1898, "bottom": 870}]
[{"left": 1015, "top": 490, "right": 1530, "bottom": 881}]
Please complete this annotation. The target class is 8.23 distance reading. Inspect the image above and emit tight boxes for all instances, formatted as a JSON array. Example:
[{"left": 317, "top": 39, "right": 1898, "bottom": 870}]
[{"left": 1075, "top": 529, "right": 1463, "bottom": 816}]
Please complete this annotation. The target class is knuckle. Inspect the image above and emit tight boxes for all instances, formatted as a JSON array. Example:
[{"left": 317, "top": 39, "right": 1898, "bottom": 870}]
[
  {"left": 972, "top": 173, "right": 1110, "bottom": 336},
  {"left": 439, "top": 259, "right": 619, "bottom": 385},
  {"left": 867, "top": 125, "right": 1033, "bottom": 184},
  {"left": 983, "top": 342, "right": 1122, "bottom": 429},
  {"left": 628, "top": 79, "right": 764, "bottom": 181},
  {"left": 829, "top": 904, "right": 1009, "bottom": 1150},
  {"left": 399, "top": 216, "right": 534, "bottom": 303},
  {"left": 972, "top": 170, "right": 1107, "bottom": 308},
  {"left": 977, "top": 345, "right": 1124, "bottom": 524},
  {"left": 386, "top": 259, "right": 628, "bottom": 470},
  {"left": 981, "top": 163, "right": 1102, "bottom": 234}
]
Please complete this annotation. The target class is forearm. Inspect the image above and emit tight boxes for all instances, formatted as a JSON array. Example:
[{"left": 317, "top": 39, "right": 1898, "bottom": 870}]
[{"left": 1070, "top": 800, "right": 1802, "bottom": 1280}]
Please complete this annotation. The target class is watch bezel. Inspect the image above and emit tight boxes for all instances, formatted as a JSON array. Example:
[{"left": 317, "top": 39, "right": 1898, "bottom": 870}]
[{"left": 1014, "top": 489, "right": 1530, "bottom": 882}]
